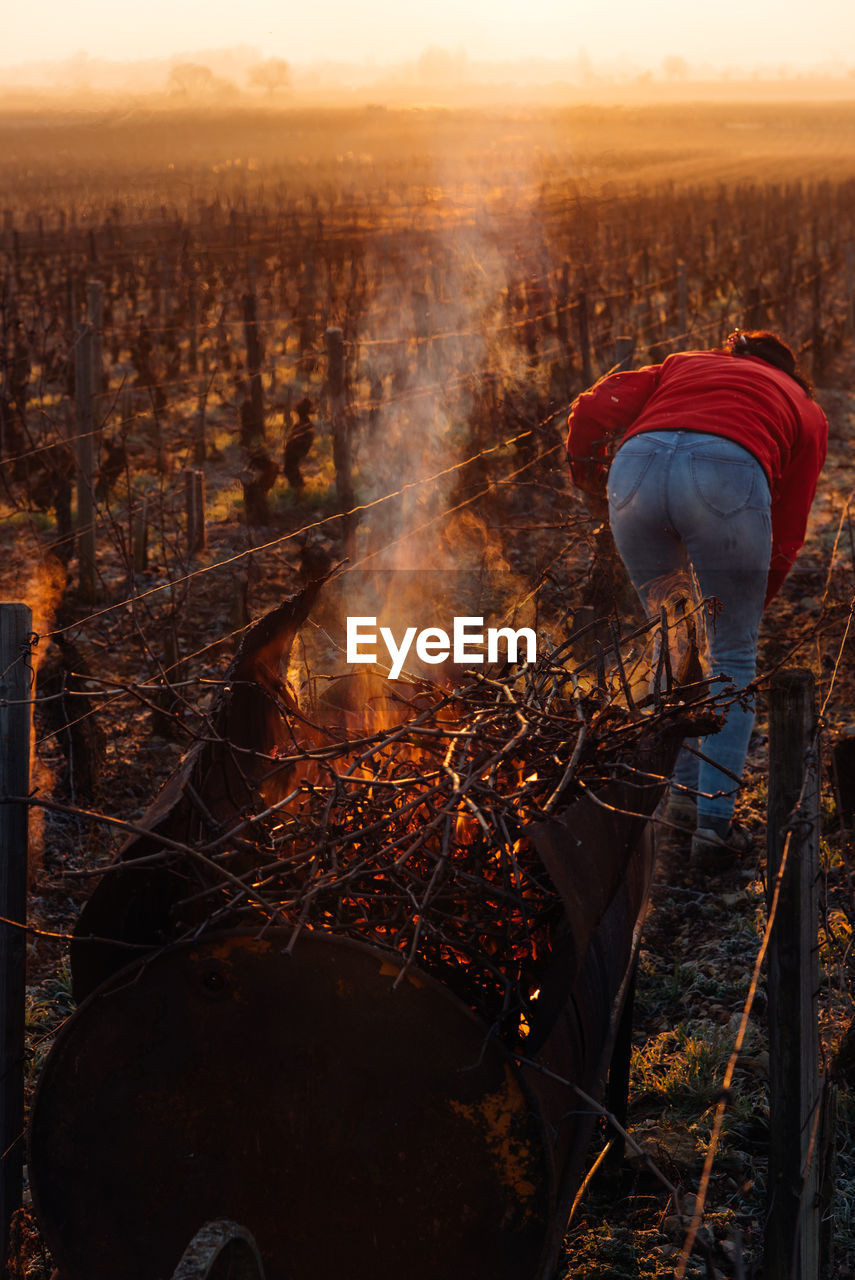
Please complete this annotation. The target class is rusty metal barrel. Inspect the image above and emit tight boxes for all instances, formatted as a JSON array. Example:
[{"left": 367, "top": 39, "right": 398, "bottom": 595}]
[
  {"left": 28, "top": 589, "right": 686, "bottom": 1277},
  {"left": 31, "top": 931, "right": 554, "bottom": 1280},
  {"left": 29, "top": 821, "right": 654, "bottom": 1280}
]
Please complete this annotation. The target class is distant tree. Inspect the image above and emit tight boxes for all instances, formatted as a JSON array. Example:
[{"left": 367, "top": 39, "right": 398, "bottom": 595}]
[
  {"left": 573, "top": 47, "right": 595, "bottom": 85},
  {"left": 248, "top": 58, "right": 292, "bottom": 96},
  {"left": 417, "top": 46, "right": 468, "bottom": 87},
  {"left": 662, "top": 54, "right": 689, "bottom": 81},
  {"left": 167, "top": 62, "right": 237, "bottom": 100}
]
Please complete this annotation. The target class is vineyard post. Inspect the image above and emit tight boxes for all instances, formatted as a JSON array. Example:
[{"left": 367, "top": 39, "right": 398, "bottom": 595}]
[
  {"left": 676, "top": 262, "right": 688, "bottom": 340},
  {"left": 74, "top": 322, "right": 97, "bottom": 603},
  {"left": 133, "top": 496, "right": 148, "bottom": 575},
  {"left": 158, "top": 253, "right": 169, "bottom": 331},
  {"left": 188, "top": 278, "right": 198, "bottom": 375},
  {"left": 325, "top": 326, "right": 356, "bottom": 557},
  {"left": 614, "top": 336, "right": 634, "bottom": 372},
  {"left": 846, "top": 243, "right": 855, "bottom": 335},
  {"left": 3, "top": 264, "right": 15, "bottom": 322},
  {"left": 765, "top": 668, "right": 821, "bottom": 1280},
  {"left": 184, "top": 468, "right": 206, "bottom": 556},
  {"left": 639, "top": 246, "right": 650, "bottom": 288},
  {"left": 811, "top": 221, "right": 823, "bottom": 377},
  {"left": 555, "top": 261, "right": 570, "bottom": 357},
  {"left": 811, "top": 264, "right": 823, "bottom": 377},
  {"left": 54, "top": 399, "right": 75, "bottom": 558},
  {"left": 87, "top": 279, "right": 104, "bottom": 401},
  {"left": 575, "top": 291, "right": 593, "bottom": 386},
  {"left": 0, "top": 603, "right": 32, "bottom": 1271},
  {"left": 193, "top": 358, "right": 208, "bottom": 465},
  {"left": 413, "top": 288, "right": 430, "bottom": 371},
  {"left": 66, "top": 274, "right": 77, "bottom": 335},
  {"left": 242, "top": 287, "right": 265, "bottom": 446},
  {"left": 120, "top": 386, "right": 133, "bottom": 441}
]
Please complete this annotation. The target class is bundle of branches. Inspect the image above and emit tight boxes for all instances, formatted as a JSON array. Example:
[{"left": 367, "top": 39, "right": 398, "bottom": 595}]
[{"left": 71, "top": 583, "right": 720, "bottom": 1041}]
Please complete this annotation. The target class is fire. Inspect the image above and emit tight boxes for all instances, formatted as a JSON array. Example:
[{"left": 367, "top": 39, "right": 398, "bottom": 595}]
[
  {"left": 0, "top": 552, "right": 67, "bottom": 873},
  {"left": 76, "top": 573, "right": 716, "bottom": 1042}
]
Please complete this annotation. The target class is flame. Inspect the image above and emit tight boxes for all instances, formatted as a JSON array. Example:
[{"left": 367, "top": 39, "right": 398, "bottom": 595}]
[{"left": 0, "top": 553, "right": 67, "bottom": 876}]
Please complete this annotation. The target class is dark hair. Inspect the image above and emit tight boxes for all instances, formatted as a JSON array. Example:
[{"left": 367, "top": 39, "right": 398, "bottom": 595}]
[{"left": 725, "top": 329, "right": 813, "bottom": 396}]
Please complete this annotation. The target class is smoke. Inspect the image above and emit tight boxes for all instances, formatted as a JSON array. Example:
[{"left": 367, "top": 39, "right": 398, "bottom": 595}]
[{"left": 290, "top": 158, "right": 551, "bottom": 702}]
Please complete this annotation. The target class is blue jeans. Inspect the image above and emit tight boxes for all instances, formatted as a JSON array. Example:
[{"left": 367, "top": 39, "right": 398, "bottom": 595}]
[{"left": 607, "top": 430, "right": 772, "bottom": 826}]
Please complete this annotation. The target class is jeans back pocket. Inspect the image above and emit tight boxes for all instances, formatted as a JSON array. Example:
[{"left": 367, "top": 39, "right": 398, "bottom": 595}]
[
  {"left": 608, "top": 446, "right": 656, "bottom": 511},
  {"left": 690, "top": 451, "right": 760, "bottom": 517}
]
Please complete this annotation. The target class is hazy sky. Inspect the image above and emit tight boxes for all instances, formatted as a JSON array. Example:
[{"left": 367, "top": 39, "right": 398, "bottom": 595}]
[{"left": 4, "top": 0, "right": 855, "bottom": 70}]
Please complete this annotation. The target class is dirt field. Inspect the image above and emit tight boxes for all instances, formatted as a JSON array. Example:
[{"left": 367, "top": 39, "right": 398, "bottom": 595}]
[{"left": 3, "top": 99, "right": 855, "bottom": 1278}]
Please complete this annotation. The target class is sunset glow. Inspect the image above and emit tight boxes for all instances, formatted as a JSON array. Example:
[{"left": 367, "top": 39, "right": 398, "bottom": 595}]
[{"left": 4, "top": 0, "right": 855, "bottom": 73}]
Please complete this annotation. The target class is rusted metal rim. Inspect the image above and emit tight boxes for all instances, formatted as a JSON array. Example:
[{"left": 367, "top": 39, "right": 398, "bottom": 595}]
[
  {"left": 171, "top": 1220, "right": 265, "bottom": 1280},
  {"left": 30, "top": 929, "right": 555, "bottom": 1280}
]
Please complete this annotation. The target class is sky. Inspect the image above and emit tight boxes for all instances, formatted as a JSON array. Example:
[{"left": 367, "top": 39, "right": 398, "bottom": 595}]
[{"left": 4, "top": 0, "right": 855, "bottom": 72}]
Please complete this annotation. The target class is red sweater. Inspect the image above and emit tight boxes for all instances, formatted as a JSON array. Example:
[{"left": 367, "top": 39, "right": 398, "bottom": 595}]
[{"left": 566, "top": 350, "right": 828, "bottom": 605}]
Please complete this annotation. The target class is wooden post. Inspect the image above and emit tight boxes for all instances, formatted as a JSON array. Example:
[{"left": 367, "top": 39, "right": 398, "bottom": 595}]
[
  {"left": 120, "top": 386, "right": 134, "bottom": 433},
  {"left": 87, "top": 279, "right": 104, "bottom": 401},
  {"left": 765, "top": 668, "right": 821, "bottom": 1280},
  {"left": 575, "top": 291, "right": 593, "bottom": 386},
  {"left": 614, "top": 335, "right": 634, "bottom": 372},
  {"left": 193, "top": 366, "right": 208, "bottom": 466},
  {"left": 132, "top": 496, "right": 148, "bottom": 575},
  {"left": 676, "top": 261, "right": 688, "bottom": 339},
  {"left": 152, "top": 629, "right": 182, "bottom": 739},
  {"left": 325, "top": 326, "right": 355, "bottom": 557},
  {"left": 3, "top": 265, "right": 15, "bottom": 322},
  {"left": 75, "top": 323, "right": 97, "bottom": 603},
  {"left": 0, "top": 603, "right": 32, "bottom": 1270},
  {"left": 811, "top": 221, "right": 823, "bottom": 378},
  {"left": 242, "top": 289, "right": 265, "bottom": 446},
  {"left": 412, "top": 288, "right": 430, "bottom": 371},
  {"left": 184, "top": 468, "right": 206, "bottom": 556},
  {"left": 52, "top": 397, "right": 75, "bottom": 563},
  {"left": 745, "top": 282, "right": 765, "bottom": 331},
  {"left": 158, "top": 253, "right": 169, "bottom": 331},
  {"left": 66, "top": 275, "right": 77, "bottom": 337},
  {"left": 523, "top": 278, "right": 540, "bottom": 366},
  {"left": 555, "top": 261, "right": 571, "bottom": 356},
  {"left": 188, "top": 279, "right": 198, "bottom": 375},
  {"left": 811, "top": 267, "right": 823, "bottom": 378}
]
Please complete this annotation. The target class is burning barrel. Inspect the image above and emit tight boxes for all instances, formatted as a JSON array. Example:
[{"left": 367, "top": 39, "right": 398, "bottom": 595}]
[{"left": 28, "top": 586, "right": 709, "bottom": 1279}]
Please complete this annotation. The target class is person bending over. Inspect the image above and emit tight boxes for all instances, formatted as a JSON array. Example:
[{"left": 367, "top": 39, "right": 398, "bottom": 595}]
[{"left": 566, "top": 330, "right": 828, "bottom": 866}]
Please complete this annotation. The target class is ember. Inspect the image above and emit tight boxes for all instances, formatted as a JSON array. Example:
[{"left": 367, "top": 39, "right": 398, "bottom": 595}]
[{"left": 71, "top": 579, "right": 720, "bottom": 1043}]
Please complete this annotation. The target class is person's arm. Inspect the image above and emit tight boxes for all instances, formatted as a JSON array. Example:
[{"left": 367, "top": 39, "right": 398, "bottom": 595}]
[
  {"left": 765, "top": 404, "right": 828, "bottom": 606},
  {"left": 566, "top": 364, "right": 661, "bottom": 496}
]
